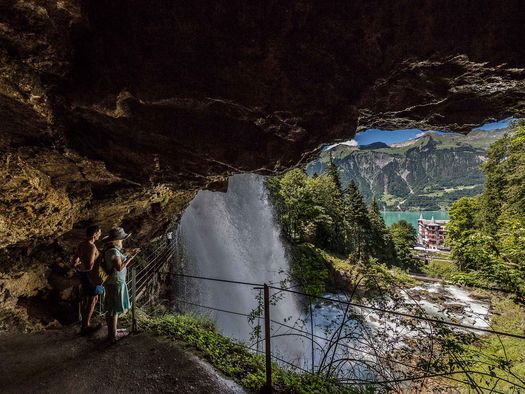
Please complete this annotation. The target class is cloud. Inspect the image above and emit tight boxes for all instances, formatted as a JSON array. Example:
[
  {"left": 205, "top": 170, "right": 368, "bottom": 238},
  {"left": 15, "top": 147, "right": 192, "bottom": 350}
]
[
  {"left": 324, "top": 139, "right": 358, "bottom": 151},
  {"left": 341, "top": 139, "right": 358, "bottom": 147}
]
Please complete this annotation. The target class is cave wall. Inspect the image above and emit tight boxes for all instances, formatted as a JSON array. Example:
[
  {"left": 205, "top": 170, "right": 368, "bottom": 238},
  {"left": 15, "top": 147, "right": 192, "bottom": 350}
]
[{"left": 1, "top": 0, "right": 525, "bottom": 328}]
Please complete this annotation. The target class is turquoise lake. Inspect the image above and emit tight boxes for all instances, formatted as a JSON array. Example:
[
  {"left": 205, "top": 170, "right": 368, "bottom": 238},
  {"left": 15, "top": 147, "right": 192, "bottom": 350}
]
[{"left": 381, "top": 211, "right": 449, "bottom": 228}]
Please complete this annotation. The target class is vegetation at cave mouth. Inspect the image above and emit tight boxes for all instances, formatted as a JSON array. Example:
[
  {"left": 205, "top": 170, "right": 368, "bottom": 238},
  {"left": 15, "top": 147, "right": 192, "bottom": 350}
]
[
  {"left": 447, "top": 125, "right": 525, "bottom": 301},
  {"left": 266, "top": 165, "right": 418, "bottom": 297}
]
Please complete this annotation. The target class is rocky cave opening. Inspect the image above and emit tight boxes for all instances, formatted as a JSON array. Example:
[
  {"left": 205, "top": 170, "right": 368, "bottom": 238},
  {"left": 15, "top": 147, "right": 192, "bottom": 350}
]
[{"left": 1, "top": 1, "right": 525, "bottom": 334}]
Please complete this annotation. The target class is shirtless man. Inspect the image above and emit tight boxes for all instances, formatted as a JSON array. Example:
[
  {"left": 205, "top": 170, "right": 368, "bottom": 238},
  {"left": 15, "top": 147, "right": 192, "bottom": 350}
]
[{"left": 72, "top": 224, "right": 102, "bottom": 335}]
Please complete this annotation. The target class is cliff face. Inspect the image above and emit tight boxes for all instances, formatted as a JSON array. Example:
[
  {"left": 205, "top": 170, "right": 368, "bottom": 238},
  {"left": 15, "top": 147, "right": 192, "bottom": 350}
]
[
  {"left": 2, "top": 0, "right": 525, "bottom": 328},
  {"left": 307, "top": 131, "right": 507, "bottom": 210}
]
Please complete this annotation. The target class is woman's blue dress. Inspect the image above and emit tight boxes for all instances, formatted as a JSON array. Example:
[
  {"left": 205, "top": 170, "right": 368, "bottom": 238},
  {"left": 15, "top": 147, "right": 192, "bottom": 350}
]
[{"left": 104, "top": 245, "right": 131, "bottom": 316}]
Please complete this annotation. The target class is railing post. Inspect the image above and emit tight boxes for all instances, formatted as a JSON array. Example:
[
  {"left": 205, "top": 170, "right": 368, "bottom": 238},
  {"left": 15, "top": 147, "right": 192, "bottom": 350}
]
[
  {"left": 131, "top": 267, "right": 137, "bottom": 333},
  {"left": 263, "top": 283, "right": 272, "bottom": 393},
  {"left": 257, "top": 288, "right": 263, "bottom": 355},
  {"left": 309, "top": 296, "right": 315, "bottom": 373}
]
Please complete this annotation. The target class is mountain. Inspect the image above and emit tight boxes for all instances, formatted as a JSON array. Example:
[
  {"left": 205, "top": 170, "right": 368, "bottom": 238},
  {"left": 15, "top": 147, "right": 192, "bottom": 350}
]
[
  {"left": 307, "top": 129, "right": 510, "bottom": 211},
  {"left": 359, "top": 142, "right": 391, "bottom": 150}
]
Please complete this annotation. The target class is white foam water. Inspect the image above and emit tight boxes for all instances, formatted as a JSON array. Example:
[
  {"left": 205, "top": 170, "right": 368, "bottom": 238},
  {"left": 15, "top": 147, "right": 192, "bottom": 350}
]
[{"left": 174, "top": 173, "right": 305, "bottom": 361}]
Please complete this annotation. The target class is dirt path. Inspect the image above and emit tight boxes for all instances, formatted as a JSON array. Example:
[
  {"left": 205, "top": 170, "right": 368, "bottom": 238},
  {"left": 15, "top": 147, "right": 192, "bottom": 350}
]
[{"left": 0, "top": 327, "right": 245, "bottom": 393}]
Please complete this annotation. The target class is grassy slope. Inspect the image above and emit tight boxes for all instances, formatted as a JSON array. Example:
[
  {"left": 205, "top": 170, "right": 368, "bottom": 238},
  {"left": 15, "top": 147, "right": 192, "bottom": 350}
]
[
  {"left": 437, "top": 296, "right": 525, "bottom": 393},
  {"left": 292, "top": 243, "right": 415, "bottom": 297},
  {"left": 137, "top": 312, "right": 355, "bottom": 393},
  {"left": 469, "top": 297, "right": 525, "bottom": 393}
]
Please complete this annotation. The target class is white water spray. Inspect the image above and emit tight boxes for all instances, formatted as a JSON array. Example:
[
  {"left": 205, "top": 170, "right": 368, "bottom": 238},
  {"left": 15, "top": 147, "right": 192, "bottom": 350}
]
[{"left": 174, "top": 174, "right": 305, "bottom": 360}]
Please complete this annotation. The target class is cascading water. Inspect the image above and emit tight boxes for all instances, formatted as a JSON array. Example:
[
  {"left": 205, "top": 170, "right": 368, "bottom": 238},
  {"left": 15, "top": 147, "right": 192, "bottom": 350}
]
[
  {"left": 173, "top": 173, "right": 306, "bottom": 362},
  {"left": 173, "top": 172, "right": 492, "bottom": 380}
]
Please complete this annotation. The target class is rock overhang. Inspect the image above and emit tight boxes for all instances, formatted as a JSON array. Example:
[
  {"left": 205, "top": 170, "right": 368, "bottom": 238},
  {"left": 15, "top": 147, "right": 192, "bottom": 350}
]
[
  {"left": 2, "top": 0, "right": 525, "bottom": 243},
  {"left": 2, "top": 1, "right": 525, "bottom": 185},
  {"left": 1, "top": 0, "right": 525, "bottom": 326}
]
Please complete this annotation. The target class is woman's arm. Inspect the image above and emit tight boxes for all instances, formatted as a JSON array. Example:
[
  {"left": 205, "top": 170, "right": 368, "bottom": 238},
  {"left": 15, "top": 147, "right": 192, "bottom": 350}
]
[
  {"left": 122, "top": 250, "right": 139, "bottom": 268},
  {"left": 113, "top": 250, "right": 139, "bottom": 271}
]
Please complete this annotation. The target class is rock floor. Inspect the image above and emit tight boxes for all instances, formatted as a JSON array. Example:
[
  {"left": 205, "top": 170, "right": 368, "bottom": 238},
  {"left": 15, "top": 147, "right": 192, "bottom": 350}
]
[{"left": 0, "top": 326, "right": 245, "bottom": 394}]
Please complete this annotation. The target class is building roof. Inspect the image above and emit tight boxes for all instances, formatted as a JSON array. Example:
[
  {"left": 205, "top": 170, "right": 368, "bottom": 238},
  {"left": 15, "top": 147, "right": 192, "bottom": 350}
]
[{"left": 418, "top": 218, "right": 449, "bottom": 225}]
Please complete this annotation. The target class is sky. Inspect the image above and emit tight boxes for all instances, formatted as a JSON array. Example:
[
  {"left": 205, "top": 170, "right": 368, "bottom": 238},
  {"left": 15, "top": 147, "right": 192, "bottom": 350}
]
[
  {"left": 324, "top": 118, "right": 515, "bottom": 150},
  {"left": 473, "top": 117, "right": 514, "bottom": 131},
  {"left": 354, "top": 129, "right": 444, "bottom": 145}
]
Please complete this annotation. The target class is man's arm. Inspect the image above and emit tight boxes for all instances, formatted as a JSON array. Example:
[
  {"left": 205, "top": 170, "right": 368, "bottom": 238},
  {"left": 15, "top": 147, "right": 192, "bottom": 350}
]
[
  {"left": 86, "top": 245, "right": 98, "bottom": 271},
  {"left": 71, "top": 246, "right": 81, "bottom": 269}
]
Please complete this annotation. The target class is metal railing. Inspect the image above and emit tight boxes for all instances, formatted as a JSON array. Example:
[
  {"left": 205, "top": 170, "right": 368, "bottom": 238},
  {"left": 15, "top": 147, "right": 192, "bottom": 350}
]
[
  {"left": 94, "top": 233, "right": 175, "bottom": 326},
  {"left": 86, "top": 238, "right": 525, "bottom": 393},
  {"left": 171, "top": 271, "right": 525, "bottom": 393}
]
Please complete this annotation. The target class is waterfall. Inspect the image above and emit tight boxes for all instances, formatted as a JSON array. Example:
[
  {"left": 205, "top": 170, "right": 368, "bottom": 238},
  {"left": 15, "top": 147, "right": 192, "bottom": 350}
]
[
  {"left": 172, "top": 173, "right": 492, "bottom": 377},
  {"left": 174, "top": 173, "right": 305, "bottom": 362}
]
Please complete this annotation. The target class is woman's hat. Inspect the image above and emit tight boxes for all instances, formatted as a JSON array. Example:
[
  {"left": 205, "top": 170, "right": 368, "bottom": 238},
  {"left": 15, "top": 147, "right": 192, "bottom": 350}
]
[{"left": 102, "top": 227, "right": 131, "bottom": 242}]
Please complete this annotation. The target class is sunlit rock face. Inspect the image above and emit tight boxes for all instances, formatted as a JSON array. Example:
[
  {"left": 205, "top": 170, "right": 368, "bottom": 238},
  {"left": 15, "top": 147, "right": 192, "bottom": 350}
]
[{"left": 1, "top": 0, "right": 525, "bottom": 327}]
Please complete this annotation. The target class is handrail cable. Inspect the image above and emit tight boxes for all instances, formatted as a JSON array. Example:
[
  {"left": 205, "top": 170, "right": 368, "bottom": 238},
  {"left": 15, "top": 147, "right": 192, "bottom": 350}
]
[
  {"left": 135, "top": 247, "right": 172, "bottom": 287},
  {"left": 268, "top": 285, "right": 525, "bottom": 340},
  {"left": 138, "top": 240, "right": 167, "bottom": 263},
  {"left": 340, "top": 370, "right": 519, "bottom": 392},
  {"left": 135, "top": 244, "right": 172, "bottom": 279},
  {"left": 169, "top": 272, "right": 525, "bottom": 339},
  {"left": 172, "top": 272, "right": 262, "bottom": 288},
  {"left": 176, "top": 298, "right": 252, "bottom": 318},
  {"left": 267, "top": 317, "right": 447, "bottom": 379},
  {"left": 137, "top": 266, "right": 524, "bottom": 391},
  {"left": 127, "top": 240, "right": 167, "bottom": 271}
]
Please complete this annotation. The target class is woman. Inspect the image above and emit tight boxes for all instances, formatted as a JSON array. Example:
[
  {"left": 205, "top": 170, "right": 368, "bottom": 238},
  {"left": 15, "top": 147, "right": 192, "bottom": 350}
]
[{"left": 102, "top": 227, "right": 140, "bottom": 342}]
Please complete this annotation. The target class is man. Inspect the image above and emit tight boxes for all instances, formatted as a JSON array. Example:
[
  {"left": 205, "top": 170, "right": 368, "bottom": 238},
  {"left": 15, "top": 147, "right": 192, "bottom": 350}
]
[{"left": 72, "top": 224, "right": 103, "bottom": 335}]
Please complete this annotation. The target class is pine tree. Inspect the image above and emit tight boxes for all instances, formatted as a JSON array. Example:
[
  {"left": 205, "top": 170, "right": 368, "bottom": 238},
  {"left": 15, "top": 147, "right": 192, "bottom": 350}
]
[
  {"left": 371, "top": 197, "right": 381, "bottom": 216},
  {"left": 369, "top": 197, "right": 396, "bottom": 265},
  {"left": 344, "top": 181, "right": 374, "bottom": 261},
  {"left": 327, "top": 152, "right": 343, "bottom": 193}
]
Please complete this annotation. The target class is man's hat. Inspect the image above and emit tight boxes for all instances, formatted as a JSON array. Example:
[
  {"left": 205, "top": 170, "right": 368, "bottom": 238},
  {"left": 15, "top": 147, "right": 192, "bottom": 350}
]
[{"left": 102, "top": 227, "right": 131, "bottom": 242}]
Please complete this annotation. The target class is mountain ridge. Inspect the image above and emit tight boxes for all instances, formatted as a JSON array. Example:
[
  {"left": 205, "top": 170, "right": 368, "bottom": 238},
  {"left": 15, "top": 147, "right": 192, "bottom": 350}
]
[{"left": 308, "top": 128, "right": 510, "bottom": 210}]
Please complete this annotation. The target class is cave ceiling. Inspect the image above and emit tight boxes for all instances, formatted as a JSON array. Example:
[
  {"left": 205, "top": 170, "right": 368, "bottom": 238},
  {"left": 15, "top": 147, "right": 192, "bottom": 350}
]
[{"left": 1, "top": 0, "right": 525, "bottom": 248}]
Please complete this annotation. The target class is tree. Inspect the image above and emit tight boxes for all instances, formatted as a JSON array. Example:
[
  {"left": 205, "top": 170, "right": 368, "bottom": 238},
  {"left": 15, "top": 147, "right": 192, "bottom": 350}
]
[
  {"left": 306, "top": 174, "right": 345, "bottom": 251},
  {"left": 344, "top": 181, "right": 375, "bottom": 261},
  {"left": 274, "top": 168, "right": 310, "bottom": 242},
  {"left": 269, "top": 168, "right": 347, "bottom": 252},
  {"left": 447, "top": 196, "right": 481, "bottom": 268},
  {"left": 369, "top": 198, "right": 396, "bottom": 265},
  {"left": 479, "top": 133, "right": 510, "bottom": 236},
  {"left": 327, "top": 152, "right": 343, "bottom": 193},
  {"left": 389, "top": 220, "right": 417, "bottom": 268},
  {"left": 446, "top": 126, "right": 525, "bottom": 299}
]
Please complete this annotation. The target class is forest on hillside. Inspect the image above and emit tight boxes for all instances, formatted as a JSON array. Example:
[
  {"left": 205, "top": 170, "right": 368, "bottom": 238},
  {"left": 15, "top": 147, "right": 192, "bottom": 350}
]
[
  {"left": 447, "top": 125, "right": 525, "bottom": 301},
  {"left": 266, "top": 163, "right": 417, "bottom": 295}
]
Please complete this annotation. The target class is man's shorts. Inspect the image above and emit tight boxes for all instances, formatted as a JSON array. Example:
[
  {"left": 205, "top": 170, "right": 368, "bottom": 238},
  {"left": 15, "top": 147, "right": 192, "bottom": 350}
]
[{"left": 79, "top": 271, "right": 98, "bottom": 297}]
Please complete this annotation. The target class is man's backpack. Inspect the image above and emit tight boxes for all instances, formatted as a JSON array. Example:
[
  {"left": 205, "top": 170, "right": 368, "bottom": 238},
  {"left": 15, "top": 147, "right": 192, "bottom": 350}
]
[{"left": 89, "top": 246, "right": 116, "bottom": 285}]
